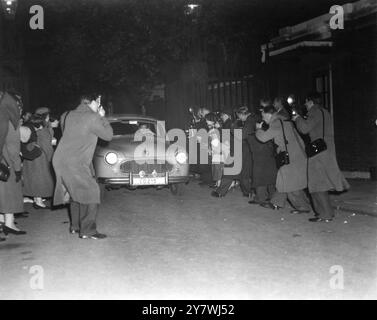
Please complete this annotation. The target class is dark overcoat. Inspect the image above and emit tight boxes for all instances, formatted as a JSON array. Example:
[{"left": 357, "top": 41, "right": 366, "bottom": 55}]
[
  {"left": 0, "top": 93, "right": 24, "bottom": 213},
  {"left": 256, "top": 116, "right": 307, "bottom": 193},
  {"left": 239, "top": 115, "right": 253, "bottom": 192},
  {"left": 295, "top": 105, "right": 349, "bottom": 193},
  {"left": 246, "top": 114, "right": 277, "bottom": 188},
  {"left": 52, "top": 104, "right": 113, "bottom": 205},
  {"left": 23, "top": 126, "right": 55, "bottom": 197}
]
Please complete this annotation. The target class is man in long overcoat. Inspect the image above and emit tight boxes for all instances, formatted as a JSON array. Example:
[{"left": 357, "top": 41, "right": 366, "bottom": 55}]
[
  {"left": 256, "top": 105, "right": 311, "bottom": 213},
  {"left": 53, "top": 95, "right": 113, "bottom": 239},
  {"left": 0, "top": 91, "right": 25, "bottom": 237},
  {"left": 293, "top": 92, "right": 349, "bottom": 221}
]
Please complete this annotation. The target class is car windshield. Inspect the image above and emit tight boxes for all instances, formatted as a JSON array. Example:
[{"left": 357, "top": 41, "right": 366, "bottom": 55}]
[{"left": 110, "top": 120, "right": 156, "bottom": 136}]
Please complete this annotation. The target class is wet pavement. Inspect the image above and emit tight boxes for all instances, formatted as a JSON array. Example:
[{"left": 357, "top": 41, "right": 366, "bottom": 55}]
[{"left": 0, "top": 180, "right": 376, "bottom": 299}]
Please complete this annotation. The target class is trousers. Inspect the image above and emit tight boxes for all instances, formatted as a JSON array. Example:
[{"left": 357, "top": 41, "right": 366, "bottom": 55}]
[
  {"left": 271, "top": 190, "right": 311, "bottom": 211},
  {"left": 310, "top": 191, "right": 335, "bottom": 219},
  {"left": 70, "top": 201, "right": 99, "bottom": 236}
]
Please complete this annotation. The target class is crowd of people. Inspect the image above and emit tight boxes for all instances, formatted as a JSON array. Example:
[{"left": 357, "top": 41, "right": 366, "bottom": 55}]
[
  {"left": 0, "top": 89, "right": 350, "bottom": 243},
  {"left": 0, "top": 91, "right": 113, "bottom": 242},
  {"left": 190, "top": 92, "right": 350, "bottom": 222}
]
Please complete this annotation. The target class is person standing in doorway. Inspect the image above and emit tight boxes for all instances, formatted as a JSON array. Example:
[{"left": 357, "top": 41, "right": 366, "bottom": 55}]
[{"left": 52, "top": 94, "right": 113, "bottom": 239}]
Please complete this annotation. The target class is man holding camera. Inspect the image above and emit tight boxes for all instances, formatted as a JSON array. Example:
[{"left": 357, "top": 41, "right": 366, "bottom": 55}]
[
  {"left": 52, "top": 94, "right": 113, "bottom": 239},
  {"left": 256, "top": 105, "right": 311, "bottom": 213},
  {"left": 292, "top": 92, "right": 349, "bottom": 222}
]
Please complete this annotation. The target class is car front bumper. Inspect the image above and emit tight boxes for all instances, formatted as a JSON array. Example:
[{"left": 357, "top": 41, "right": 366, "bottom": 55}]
[{"left": 97, "top": 175, "right": 190, "bottom": 185}]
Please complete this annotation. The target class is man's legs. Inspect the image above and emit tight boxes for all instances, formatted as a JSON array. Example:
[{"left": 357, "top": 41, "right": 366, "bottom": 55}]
[
  {"left": 255, "top": 186, "right": 268, "bottom": 203},
  {"left": 79, "top": 203, "right": 98, "bottom": 236},
  {"left": 311, "top": 191, "right": 334, "bottom": 219},
  {"left": 214, "top": 176, "right": 234, "bottom": 196},
  {"left": 69, "top": 201, "right": 80, "bottom": 231},
  {"left": 271, "top": 192, "right": 287, "bottom": 208},
  {"left": 240, "top": 153, "right": 252, "bottom": 196},
  {"left": 288, "top": 190, "right": 311, "bottom": 211}
]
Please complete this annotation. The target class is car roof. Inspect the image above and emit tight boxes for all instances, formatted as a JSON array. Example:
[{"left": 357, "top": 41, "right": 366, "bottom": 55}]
[{"left": 106, "top": 114, "right": 159, "bottom": 122}]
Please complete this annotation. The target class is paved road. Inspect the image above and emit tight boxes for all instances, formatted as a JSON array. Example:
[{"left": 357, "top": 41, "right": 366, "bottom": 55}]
[{"left": 1, "top": 181, "right": 376, "bottom": 299}]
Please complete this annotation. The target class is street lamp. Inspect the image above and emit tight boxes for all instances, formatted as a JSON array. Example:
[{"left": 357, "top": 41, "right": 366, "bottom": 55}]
[
  {"left": 1, "top": 0, "right": 17, "bottom": 19},
  {"left": 184, "top": 3, "right": 200, "bottom": 18}
]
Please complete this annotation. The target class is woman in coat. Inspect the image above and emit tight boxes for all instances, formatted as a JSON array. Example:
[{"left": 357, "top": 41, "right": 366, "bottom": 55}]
[
  {"left": 245, "top": 100, "right": 277, "bottom": 204},
  {"left": 0, "top": 92, "right": 26, "bottom": 236},
  {"left": 22, "top": 113, "right": 55, "bottom": 209},
  {"left": 256, "top": 105, "right": 312, "bottom": 213},
  {"left": 293, "top": 92, "right": 349, "bottom": 222}
]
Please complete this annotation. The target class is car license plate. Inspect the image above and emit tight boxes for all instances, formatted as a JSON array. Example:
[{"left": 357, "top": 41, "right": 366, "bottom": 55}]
[{"left": 131, "top": 175, "right": 167, "bottom": 186}]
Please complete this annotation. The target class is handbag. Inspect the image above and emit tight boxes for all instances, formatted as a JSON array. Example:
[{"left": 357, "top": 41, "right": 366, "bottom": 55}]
[
  {"left": 275, "top": 120, "right": 290, "bottom": 169},
  {"left": 305, "top": 108, "right": 327, "bottom": 158},
  {"left": 0, "top": 158, "right": 10, "bottom": 182}
]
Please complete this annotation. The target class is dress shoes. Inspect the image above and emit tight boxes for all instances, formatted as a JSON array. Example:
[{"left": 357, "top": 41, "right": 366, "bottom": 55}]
[
  {"left": 2, "top": 225, "right": 27, "bottom": 235},
  {"left": 33, "top": 203, "right": 50, "bottom": 210},
  {"left": 211, "top": 191, "right": 223, "bottom": 198},
  {"left": 260, "top": 202, "right": 282, "bottom": 210},
  {"left": 79, "top": 233, "right": 107, "bottom": 240},
  {"left": 309, "top": 217, "right": 333, "bottom": 222}
]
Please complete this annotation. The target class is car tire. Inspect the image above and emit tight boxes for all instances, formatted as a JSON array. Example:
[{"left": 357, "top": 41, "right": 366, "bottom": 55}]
[{"left": 170, "top": 183, "right": 185, "bottom": 196}]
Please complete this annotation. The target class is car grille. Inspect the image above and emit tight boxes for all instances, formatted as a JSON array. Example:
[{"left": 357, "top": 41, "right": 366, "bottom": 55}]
[{"left": 120, "top": 160, "right": 174, "bottom": 174}]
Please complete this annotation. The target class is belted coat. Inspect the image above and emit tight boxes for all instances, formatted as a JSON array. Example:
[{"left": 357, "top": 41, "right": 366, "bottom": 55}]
[
  {"left": 52, "top": 104, "right": 113, "bottom": 205},
  {"left": 295, "top": 105, "right": 349, "bottom": 193},
  {"left": 256, "top": 116, "right": 307, "bottom": 193}
]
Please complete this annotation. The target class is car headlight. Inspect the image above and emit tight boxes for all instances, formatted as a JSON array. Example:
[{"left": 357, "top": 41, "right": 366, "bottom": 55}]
[
  {"left": 175, "top": 151, "right": 187, "bottom": 164},
  {"left": 105, "top": 152, "right": 118, "bottom": 165}
]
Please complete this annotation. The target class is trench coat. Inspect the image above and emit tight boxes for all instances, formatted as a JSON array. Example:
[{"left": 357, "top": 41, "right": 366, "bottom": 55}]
[
  {"left": 23, "top": 126, "right": 55, "bottom": 197},
  {"left": 0, "top": 93, "right": 24, "bottom": 213},
  {"left": 246, "top": 114, "right": 277, "bottom": 188},
  {"left": 295, "top": 105, "right": 349, "bottom": 193},
  {"left": 256, "top": 116, "right": 307, "bottom": 193},
  {"left": 52, "top": 104, "right": 113, "bottom": 205}
]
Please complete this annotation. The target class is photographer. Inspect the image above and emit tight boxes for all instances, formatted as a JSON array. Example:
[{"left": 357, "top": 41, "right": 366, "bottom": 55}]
[
  {"left": 256, "top": 105, "right": 311, "bottom": 213},
  {"left": 273, "top": 97, "right": 290, "bottom": 120},
  {"left": 52, "top": 94, "right": 113, "bottom": 239},
  {"left": 246, "top": 100, "right": 277, "bottom": 205},
  {"left": 293, "top": 92, "right": 349, "bottom": 222}
]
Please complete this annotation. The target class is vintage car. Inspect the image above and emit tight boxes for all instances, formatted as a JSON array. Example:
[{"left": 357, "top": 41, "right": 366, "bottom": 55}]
[{"left": 94, "top": 114, "right": 190, "bottom": 195}]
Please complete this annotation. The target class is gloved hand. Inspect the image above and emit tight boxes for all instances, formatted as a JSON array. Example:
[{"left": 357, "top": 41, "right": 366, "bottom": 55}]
[{"left": 15, "top": 171, "right": 22, "bottom": 183}]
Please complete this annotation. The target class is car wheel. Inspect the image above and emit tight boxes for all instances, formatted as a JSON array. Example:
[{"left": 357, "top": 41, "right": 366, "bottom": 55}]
[{"left": 170, "top": 183, "right": 185, "bottom": 196}]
